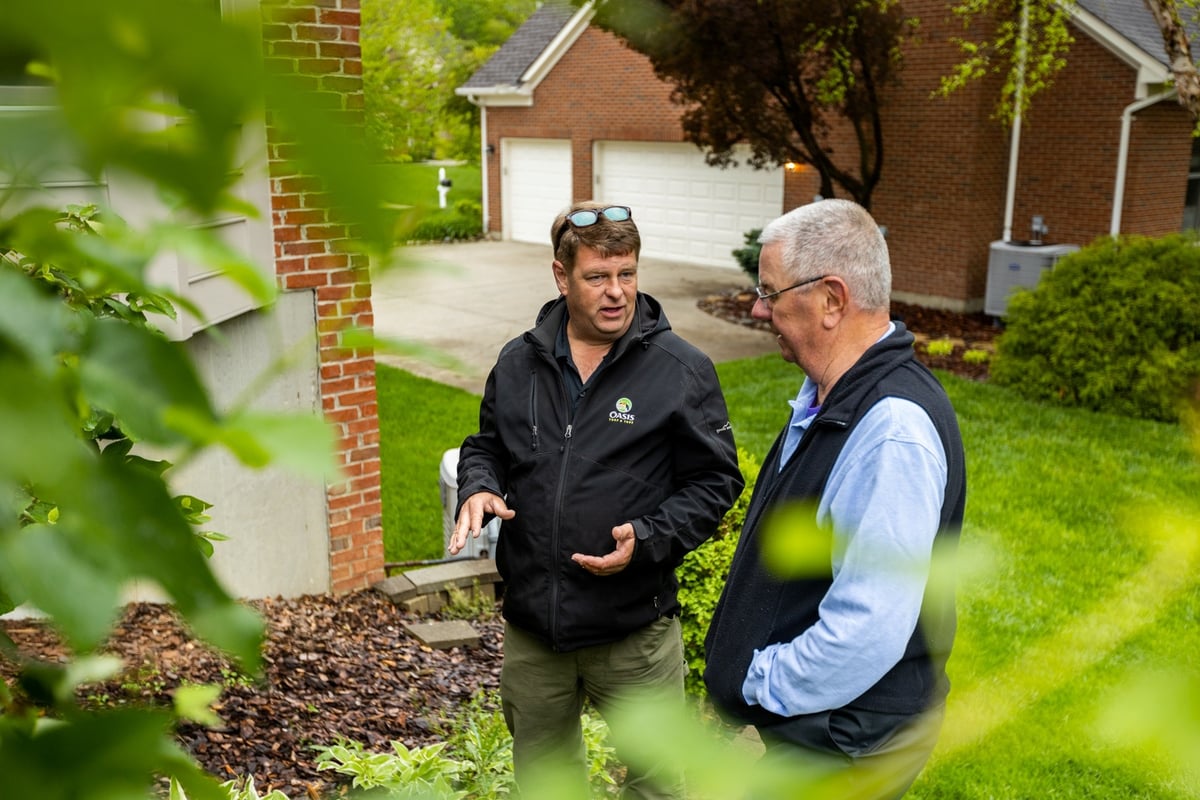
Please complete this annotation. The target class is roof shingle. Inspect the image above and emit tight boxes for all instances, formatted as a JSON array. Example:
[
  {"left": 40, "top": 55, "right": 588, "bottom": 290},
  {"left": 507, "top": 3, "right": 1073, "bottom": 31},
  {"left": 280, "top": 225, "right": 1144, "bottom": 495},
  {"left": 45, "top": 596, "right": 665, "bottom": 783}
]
[{"left": 459, "top": 1, "right": 576, "bottom": 91}]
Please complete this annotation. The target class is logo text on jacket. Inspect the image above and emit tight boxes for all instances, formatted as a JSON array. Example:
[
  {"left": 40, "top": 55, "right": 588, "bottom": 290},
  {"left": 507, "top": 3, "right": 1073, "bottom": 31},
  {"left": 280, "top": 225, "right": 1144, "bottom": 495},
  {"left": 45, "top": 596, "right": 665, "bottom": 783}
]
[{"left": 609, "top": 397, "right": 636, "bottom": 424}]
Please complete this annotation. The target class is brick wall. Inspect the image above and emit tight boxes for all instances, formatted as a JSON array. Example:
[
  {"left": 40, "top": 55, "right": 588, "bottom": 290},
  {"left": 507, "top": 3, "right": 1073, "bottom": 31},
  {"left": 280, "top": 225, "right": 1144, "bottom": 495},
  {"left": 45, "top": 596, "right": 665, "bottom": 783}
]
[
  {"left": 260, "top": 0, "right": 384, "bottom": 593},
  {"left": 481, "top": 2, "right": 1193, "bottom": 309},
  {"left": 1014, "top": 33, "right": 1191, "bottom": 243}
]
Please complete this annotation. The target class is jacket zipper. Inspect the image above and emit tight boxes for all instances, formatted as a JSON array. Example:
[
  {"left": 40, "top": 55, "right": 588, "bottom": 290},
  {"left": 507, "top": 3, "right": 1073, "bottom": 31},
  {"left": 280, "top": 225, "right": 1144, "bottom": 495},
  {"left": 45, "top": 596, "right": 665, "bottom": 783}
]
[
  {"left": 550, "top": 421, "right": 575, "bottom": 648},
  {"left": 548, "top": 364, "right": 577, "bottom": 649},
  {"left": 528, "top": 370, "right": 539, "bottom": 451}
]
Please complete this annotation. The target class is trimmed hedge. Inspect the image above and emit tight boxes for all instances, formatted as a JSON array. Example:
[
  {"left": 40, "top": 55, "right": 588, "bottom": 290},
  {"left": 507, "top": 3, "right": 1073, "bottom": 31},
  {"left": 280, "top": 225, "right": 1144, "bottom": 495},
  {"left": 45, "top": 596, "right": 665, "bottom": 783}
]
[
  {"left": 405, "top": 199, "right": 483, "bottom": 243},
  {"left": 678, "top": 448, "right": 761, "bottom": 698},
  {"left": 991, "top": 234, "right": 1200, "bottom": 423}
]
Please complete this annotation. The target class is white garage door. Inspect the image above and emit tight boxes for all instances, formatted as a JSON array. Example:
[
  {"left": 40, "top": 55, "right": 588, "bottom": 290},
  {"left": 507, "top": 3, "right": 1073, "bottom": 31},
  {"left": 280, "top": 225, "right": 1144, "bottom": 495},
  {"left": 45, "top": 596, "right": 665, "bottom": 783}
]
[
  {"left": 503, "top": 138, "right": 572, "bottom": 245},
  {"left": 595, "top": 142, "right": 783, "bottom": 268}
]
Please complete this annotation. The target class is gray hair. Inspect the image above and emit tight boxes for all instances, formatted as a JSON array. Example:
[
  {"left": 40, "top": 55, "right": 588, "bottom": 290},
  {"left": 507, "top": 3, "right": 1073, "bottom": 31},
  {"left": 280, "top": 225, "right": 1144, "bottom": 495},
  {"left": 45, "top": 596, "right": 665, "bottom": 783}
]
[{"left": 759, "top": 199, "right": 891, "bottom": 311}]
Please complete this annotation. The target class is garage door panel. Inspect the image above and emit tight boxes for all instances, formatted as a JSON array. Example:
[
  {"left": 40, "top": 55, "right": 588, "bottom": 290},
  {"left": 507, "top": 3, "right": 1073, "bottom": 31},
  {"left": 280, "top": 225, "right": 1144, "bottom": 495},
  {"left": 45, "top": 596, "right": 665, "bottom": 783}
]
[
  {"left": 504, "top": 138, "right": 571, "bottom": 245},
  {"left": 596, "top": 142, "right": 782, "bottom": 268}
]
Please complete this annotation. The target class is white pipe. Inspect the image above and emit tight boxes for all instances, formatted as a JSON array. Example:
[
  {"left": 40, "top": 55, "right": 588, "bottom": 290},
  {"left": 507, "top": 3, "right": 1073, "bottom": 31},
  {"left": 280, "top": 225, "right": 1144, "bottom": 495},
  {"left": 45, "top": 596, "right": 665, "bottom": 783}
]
[
  {"left": 477, "top": 99, "right": 490, "bottom": 233},
  {"left": 1110, "top": 88, "right": 1176, "bottom": 236},
  {"left": 1003, "top": 0, "right": 1030, "bottom": 242},
  {"left": 1002, "top": 112, "right": 1023, "bottom": 242}
]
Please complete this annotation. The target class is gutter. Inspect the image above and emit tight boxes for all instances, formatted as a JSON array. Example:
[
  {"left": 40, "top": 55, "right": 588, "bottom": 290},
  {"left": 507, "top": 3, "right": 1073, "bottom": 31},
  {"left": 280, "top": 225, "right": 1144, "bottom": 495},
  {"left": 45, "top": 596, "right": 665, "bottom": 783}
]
[{"left": 1110, "top": 88, "right": 1177, "bottom": 236}]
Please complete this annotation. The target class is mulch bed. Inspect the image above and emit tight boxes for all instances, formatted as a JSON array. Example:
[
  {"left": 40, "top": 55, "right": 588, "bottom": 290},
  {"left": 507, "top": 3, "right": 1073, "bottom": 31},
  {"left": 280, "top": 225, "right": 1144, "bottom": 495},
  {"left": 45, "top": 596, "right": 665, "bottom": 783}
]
[
  {"left": 2, "top": 593, "right": 503, "bottom": 797},
  {"left": 0, "top": 295, "right": 996, "bottom": 796},
  {"left": 698, "top": 290, "right": 1001, "bottom": 381}
]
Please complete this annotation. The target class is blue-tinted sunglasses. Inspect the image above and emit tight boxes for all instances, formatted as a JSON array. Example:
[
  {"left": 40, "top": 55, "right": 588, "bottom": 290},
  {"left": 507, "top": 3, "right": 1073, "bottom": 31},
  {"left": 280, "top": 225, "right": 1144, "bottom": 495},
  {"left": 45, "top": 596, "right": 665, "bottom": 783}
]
[{"left": 554, "top": 205, "right": 633, "bottom": 251}]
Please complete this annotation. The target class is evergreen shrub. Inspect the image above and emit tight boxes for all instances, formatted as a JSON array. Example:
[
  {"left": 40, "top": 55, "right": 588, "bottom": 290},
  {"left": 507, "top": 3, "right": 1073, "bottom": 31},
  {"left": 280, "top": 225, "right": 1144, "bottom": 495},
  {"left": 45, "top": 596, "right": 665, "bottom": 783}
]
[
  {"left": 991, "top": 234, "right": 1200, "bottom": 423},
  {"left": 732, "top": 228, "right": 763, "bottom": 283},
  {"left": 678, "top": 448, "right": 761, "bottom": 697}
]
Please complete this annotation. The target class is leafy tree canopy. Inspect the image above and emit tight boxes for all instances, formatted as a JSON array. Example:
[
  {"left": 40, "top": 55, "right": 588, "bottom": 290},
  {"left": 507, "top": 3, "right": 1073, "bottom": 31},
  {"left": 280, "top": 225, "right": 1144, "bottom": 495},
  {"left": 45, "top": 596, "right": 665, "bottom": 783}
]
[
  {"left": 362, "top": 0, "right": 537, "bottom": 162},
  {"left": 583, "top": 0, "right": 914, "bottom": 208}
]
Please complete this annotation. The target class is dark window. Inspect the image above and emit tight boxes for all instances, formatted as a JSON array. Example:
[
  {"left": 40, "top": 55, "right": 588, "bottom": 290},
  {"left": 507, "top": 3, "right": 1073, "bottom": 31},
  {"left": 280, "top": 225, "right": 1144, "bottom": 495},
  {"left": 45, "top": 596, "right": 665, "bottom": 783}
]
[{"left": 1183, "top": 138, "right": 1200, "bottom": 230}]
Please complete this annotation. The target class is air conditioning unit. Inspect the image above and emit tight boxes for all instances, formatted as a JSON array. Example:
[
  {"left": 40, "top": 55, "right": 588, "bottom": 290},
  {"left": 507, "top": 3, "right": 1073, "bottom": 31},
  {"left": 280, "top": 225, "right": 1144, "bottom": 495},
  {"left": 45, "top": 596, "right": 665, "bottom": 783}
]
[
  {"left": 439, "top": 447, "right": 500, "bottom": 559},
  {"left": 985, "top": 241, "right": 1080, "bottom": 317}
]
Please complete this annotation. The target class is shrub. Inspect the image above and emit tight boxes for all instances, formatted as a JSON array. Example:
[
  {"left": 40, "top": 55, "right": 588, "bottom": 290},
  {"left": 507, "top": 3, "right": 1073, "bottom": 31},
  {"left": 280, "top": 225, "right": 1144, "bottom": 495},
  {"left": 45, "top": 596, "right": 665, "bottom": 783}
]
[
  {"left": 731, "top": 228, "right": 763, "bottom": 283},
  {"left": 406, "top": 199, "right": 483, "bottom": 243},
  {"left": 925, "top": 338, "right": 955, "bottom": 357},
  {"left": 312, "top": 691, "right": 621, "bottom": 799},
  {"left": 678, "top": 448, "right": 761, "bottom": 698},
  {"left": 991, "top": 234, "right": 1200, "bottom": 423},
  {"left": 963, "top": 347, "right": 991, "bottom": 364}
]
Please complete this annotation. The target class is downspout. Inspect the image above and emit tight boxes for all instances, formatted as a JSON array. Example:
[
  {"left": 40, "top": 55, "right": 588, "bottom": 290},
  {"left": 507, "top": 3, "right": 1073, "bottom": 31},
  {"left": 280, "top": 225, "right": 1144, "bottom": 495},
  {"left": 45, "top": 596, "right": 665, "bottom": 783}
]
[
  {"left": 1002, "top": 0, "right": 1030, "bottom": 242},
  {"left": 1110, "top": 88, "right": 1177, "bottom": 236},
  {"left": 465, "top": 94, "right": 490, "bottom": 233}
]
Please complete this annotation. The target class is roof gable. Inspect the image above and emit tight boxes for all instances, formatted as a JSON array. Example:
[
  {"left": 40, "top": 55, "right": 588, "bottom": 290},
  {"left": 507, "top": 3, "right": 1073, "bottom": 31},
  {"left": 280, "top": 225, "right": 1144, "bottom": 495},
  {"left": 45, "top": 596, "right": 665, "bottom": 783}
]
[
  {"left": 1073, "top": 0, "right": 1171, "bottom": 93},
  {"left": 456, "top": 1, "right": 591, "bottom": 106}
]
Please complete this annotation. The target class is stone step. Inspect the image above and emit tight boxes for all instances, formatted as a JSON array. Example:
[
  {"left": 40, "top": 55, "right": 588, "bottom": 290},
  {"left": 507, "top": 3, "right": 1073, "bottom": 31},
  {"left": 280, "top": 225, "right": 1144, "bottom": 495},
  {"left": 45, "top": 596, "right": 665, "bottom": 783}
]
[
  {"left": 373, "top": 557, "right": 500, "bottom": 604},
  {"left": 403, "top": 619, "right": 481, "bottom": 650},
  {"left": 403, "top": 558, "right": 500, "bottom": 595},
  {"left": 373, "top": 558, "right": 502, "bottom": 640}
]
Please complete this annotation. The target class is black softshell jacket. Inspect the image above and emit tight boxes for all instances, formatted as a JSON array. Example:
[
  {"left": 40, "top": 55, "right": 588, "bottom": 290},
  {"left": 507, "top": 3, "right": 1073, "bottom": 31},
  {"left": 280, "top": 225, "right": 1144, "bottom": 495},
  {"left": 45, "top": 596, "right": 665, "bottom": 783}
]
[{"left": 457, "top": 293, "right": 744, "bottom": 652}]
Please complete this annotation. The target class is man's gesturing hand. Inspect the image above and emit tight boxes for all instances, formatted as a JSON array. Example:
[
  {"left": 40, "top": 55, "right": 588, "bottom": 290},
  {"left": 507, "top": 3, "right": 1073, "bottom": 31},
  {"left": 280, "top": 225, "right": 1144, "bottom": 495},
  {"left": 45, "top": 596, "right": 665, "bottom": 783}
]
[
  {"left": 571, "top": 523, "right": 635, "bottom": 576},
  {"left": 450, "top": 492, "right": 515, "bottom": 555}
]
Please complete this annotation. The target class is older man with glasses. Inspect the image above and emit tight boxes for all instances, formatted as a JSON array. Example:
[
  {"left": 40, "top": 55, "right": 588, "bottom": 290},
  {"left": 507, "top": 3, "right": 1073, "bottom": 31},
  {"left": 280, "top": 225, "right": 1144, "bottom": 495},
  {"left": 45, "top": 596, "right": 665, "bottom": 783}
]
[
  {"left": 451, "top": 200, "right": 743, "bottom": 799},
  {"left": 704, "top": 199, "right": 966, "bottom": 799}
]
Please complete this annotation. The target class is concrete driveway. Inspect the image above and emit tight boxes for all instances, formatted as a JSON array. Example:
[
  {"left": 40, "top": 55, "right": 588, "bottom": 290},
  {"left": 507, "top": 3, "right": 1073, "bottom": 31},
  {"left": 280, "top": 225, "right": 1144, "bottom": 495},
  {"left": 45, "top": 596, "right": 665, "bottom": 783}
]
[{"left": 372, "top": 239, "right": 779, "bottom": 394}]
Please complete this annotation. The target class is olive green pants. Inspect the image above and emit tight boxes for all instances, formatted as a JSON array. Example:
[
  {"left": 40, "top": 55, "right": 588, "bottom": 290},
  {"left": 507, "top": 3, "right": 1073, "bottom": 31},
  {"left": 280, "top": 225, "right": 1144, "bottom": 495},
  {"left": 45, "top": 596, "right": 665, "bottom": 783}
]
[{"left": 500, "top": 617, "right": 688, "bottom": 800}]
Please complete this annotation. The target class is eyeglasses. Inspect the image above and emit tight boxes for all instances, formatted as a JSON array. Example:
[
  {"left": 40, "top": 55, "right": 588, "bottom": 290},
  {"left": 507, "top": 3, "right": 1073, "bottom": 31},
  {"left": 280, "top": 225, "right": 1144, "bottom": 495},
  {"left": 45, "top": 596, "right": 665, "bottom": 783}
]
[
  {"left": 553, "top": 206, "right": 633, "bottom": 251},
  {"left": 754, "top": 274, "right": 828, "bottom": 308}
]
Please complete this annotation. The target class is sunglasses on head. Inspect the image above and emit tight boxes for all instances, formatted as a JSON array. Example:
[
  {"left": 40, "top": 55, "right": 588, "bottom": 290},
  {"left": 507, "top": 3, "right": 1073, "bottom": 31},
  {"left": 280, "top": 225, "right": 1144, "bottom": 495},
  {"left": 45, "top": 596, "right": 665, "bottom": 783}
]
[{"left": 554, "top": 205, "right": 633, "bottom": 251}]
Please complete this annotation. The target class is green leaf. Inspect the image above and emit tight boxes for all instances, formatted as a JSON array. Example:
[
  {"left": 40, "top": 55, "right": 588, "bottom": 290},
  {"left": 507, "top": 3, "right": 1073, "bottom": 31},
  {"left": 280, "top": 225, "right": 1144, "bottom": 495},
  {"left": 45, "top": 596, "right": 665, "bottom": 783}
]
[
  {"left": 148, "top": 221, "right": 276, "bottom": 307},
  {"left": 759, "top": 500, "right": 832, "bottom": 579},
  {"left": 0, "top": 524, "right": 121, "bottom": 650},
  {"left": 173, "top": 683, "right": 224, "bottom": 728},
  {"left": 0, "top": 707, "right": 226, "bottom": 800},
  {"left": 220, "top": 411, "right": 339, "bottom": 480},
  {"left": 78, "top": 317, "right": 217, "bottom": 444},
  {"left": 0, "top": 268, "right": 77, "bottom": 369}
]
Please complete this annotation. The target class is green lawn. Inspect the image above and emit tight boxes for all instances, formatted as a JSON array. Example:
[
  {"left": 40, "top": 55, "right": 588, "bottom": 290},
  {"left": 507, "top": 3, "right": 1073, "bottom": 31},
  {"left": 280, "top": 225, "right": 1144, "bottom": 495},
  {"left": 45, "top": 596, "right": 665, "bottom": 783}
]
[
  {"left": 376, "top": 162, "right": 482, "bottom": 211},
  {"left": 377, "top": 358, "right": 1200, "bottom": 796},
  {"left": 376, "top": 365, "right": 481, "bottom": 563}
]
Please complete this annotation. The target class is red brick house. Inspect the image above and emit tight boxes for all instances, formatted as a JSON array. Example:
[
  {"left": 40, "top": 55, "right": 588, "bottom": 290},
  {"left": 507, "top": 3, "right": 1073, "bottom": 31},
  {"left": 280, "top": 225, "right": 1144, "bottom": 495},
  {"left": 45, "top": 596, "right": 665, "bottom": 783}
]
[{"left": 456, "top": 0, "right": 1193, "bottom": 311}]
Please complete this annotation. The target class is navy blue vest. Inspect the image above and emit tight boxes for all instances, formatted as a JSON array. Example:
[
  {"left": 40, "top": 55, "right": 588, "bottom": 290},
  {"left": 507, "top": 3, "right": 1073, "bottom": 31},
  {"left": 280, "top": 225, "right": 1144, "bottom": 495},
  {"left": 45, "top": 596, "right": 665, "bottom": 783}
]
[{"left": 704, "top": 324, "right": 966, "bottom": 736}]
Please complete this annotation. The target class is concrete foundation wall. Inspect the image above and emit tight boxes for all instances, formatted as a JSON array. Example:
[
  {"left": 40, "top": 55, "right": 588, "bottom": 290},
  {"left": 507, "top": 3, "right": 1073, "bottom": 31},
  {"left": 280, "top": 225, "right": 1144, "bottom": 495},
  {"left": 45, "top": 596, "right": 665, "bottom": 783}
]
[{"left": 177, "top": 290, "right": 331, "bottom": 599}]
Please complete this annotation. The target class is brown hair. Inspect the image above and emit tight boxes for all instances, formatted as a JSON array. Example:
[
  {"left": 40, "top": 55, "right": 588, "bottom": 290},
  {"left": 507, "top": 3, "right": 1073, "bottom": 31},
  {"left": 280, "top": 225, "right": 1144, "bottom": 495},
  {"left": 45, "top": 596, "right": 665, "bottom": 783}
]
[{"left": 550, "top": 201, "right": 641, "bottom": 270}]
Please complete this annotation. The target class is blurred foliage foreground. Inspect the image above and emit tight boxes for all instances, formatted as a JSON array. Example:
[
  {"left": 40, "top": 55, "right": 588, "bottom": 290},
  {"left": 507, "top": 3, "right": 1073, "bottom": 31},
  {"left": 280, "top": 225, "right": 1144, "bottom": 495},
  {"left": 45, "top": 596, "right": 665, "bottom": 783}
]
[
  {"left": 1, "top": 1, "right": 1199, "bottom": 799},
  {"left": 0, "top": 1, "right": 393, "bottom": 798}
]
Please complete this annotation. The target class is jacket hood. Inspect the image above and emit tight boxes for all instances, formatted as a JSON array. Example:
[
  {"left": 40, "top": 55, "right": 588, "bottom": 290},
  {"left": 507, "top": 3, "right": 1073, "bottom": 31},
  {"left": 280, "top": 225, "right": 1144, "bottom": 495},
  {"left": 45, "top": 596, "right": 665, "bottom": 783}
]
[{"left": 529, "top": 292, "right": 671, "bottom": 354}]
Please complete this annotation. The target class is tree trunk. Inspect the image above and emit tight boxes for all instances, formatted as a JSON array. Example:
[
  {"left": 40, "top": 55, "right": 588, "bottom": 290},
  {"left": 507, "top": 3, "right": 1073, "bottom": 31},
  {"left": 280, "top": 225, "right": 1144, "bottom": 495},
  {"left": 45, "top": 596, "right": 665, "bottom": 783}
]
[{"left": 1143, "top": 0, "right": 1200, "bottom": 123}]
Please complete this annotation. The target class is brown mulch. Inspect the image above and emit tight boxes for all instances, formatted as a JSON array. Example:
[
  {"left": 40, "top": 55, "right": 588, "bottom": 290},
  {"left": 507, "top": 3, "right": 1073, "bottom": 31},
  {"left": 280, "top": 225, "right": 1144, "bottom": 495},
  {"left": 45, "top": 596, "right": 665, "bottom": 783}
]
[
  {"left": 0, "top": 297, "right": 994, "bottom": 797},
  {"left": 698, "top": 290, "right": 1001, "bottom": 381},
  {"left": 2, "top": 593, "right": 502, "bottom": 797}
]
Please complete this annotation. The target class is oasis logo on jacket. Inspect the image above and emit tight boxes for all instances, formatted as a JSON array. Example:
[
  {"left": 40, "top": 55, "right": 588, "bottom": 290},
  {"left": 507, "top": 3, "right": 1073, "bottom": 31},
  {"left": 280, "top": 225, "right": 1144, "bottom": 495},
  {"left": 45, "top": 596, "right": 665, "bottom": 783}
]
[{"left": 609, "top": 397, "right": 636, "bottom": 424}]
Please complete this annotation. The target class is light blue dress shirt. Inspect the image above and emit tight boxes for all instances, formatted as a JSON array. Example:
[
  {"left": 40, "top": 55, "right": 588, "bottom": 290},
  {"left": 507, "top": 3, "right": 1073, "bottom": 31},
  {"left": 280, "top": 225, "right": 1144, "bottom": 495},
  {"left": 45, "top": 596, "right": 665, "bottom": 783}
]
[{"left": 742, "top": 326, "right": 949, "bottom": 716}]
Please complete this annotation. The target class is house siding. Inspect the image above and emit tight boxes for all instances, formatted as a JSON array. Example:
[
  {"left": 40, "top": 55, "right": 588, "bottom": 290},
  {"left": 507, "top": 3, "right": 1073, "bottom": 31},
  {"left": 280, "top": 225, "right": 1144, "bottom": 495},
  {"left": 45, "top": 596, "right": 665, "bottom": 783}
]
[
  {"left": 480, "top": 2, "right": 1193, "bottom": 309},
  {"left": 261, "top": 0, "right": 384, "bottom": 594}
]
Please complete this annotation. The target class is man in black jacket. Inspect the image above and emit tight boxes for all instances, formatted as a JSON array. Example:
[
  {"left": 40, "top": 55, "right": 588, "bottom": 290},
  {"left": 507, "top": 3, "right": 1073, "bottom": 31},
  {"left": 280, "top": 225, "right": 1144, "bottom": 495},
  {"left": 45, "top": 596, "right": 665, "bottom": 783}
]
[
  {"left": 452, "top": 201, "right": 743, "bottom": 799},
  {"left": 704, "top": 200, "right": 966, "bottom": 799}
]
